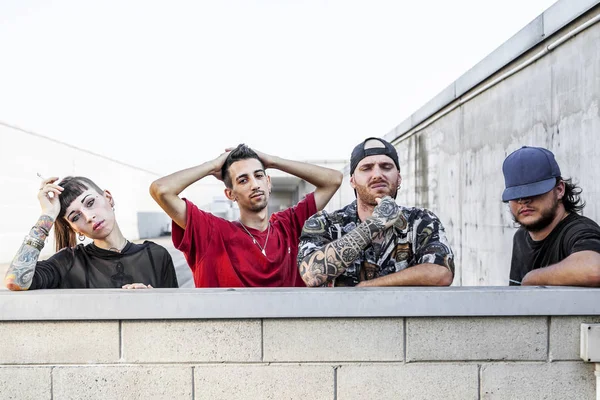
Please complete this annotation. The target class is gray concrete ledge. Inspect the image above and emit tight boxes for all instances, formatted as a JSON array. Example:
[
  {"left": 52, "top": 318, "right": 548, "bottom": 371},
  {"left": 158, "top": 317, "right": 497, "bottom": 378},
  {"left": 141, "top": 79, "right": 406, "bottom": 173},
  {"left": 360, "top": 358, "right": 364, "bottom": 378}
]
[
  {"left": 384, "top": 0, "right": 600, "bottom": 143},
  {"left": 1, "top": 287, "right": 599, "bottom": 320}
]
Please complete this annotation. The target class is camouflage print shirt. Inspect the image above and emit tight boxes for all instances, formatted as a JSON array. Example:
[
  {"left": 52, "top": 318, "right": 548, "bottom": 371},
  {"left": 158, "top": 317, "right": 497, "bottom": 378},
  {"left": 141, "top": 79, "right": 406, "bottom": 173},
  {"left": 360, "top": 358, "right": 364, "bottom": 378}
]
[{"left": 297, "top": 200, "right": 455, "bottom": 287}]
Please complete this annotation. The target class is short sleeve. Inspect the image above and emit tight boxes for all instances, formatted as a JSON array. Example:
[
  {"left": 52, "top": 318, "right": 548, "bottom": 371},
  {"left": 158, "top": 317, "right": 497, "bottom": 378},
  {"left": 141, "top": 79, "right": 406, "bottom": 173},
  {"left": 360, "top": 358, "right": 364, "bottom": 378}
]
[
  {"left": 171, "top": 198, "right": 214, "bottom": 268},
  {"left": 273, "top": 192, "right": 317, "bottom": 237},
  {"left": 412, "top": 209, "right": 455, "bottom": 275},
  {"left": 565, "top": 224, "right": 600, "bottom": 256},
  {"left": 159, "top": 248, "right": 179, "bottom": 288}
]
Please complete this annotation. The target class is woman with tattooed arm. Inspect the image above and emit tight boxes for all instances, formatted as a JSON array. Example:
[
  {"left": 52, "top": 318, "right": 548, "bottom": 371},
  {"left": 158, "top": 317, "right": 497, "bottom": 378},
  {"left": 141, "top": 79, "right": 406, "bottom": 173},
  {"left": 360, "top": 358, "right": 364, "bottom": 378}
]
[{"left": 4, "top": 176, "right": 178, "bottom": 290}]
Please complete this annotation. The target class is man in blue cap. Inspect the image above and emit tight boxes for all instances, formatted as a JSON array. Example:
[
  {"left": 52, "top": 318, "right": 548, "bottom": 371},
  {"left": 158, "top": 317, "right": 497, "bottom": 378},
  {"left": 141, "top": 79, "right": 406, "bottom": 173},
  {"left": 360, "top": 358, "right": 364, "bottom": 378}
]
[
  {"left": 297, "top": 137, "right": 454, "bottom": 287},
  {"left": 502, "top": 146, "right": 600, "bottom": 286}
]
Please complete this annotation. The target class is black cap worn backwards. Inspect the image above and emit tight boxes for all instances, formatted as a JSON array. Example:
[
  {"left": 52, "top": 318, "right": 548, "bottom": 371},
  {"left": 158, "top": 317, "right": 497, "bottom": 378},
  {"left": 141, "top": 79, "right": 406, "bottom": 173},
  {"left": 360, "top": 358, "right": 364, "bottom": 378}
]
[{"left": 350, "top": 137, "right": 400, "bottom": 175}]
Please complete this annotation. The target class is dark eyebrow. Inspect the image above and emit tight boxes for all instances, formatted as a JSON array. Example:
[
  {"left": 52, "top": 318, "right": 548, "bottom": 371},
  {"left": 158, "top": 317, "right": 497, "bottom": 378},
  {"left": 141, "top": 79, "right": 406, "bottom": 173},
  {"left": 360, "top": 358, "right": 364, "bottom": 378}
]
[
  {"left": 235, "top": 170, "right": 265, "bottom": 181},
  {"left": 67, "top": 194, "right": 93, "bottom": 218}
]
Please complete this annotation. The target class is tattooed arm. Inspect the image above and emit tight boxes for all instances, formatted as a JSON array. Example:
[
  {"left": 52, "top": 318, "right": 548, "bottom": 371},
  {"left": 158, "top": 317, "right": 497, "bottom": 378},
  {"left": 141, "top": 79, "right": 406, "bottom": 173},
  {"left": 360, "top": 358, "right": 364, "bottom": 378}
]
[
  {"left": 4, "top": 177, "right": 63, "bottom": 291},
  {"left": 4, "top": 215, "right": 54, "bottom": 290},
  {"left": 298, "top": 197, "right": 400, "bottom": 287},
  {"left": 357, "top": 208, "right": 454, "bottom": 287}
]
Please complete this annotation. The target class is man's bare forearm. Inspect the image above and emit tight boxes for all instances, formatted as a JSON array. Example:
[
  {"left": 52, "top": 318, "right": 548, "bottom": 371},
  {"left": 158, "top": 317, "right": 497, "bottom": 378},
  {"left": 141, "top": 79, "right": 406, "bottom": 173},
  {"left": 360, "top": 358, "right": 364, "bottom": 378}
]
[
  {"left": 4, "top": 215, "right": 53, "bottom": 291},
  {"left": 150, "top": 161, "right": 218, "bottom": 198},
  {"left": 522, "top": 250, "right": 600, "bottom": 286},
  {"left": 299, "top": 218, "right": 384, "bottom": 286},
  {"left": 269, "top": 156, "right": 342, "bottom": 191},
  {"left": 357, "top": 263, "right": 454, "bottom": 287}
]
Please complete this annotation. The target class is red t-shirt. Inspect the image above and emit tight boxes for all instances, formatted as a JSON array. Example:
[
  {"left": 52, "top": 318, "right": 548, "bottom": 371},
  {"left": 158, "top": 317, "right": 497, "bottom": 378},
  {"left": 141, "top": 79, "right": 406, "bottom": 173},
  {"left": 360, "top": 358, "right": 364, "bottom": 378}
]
[{"left": 172, "top": 192, "right": 316, "bottom": 287}]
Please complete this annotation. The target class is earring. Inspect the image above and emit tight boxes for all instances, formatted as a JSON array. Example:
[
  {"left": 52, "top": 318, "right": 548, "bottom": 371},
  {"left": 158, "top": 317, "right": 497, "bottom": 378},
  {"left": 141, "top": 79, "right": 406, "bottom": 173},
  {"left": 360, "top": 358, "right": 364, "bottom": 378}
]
[{"left": 78, "top": 233, "right": 85, "bottom": 241}]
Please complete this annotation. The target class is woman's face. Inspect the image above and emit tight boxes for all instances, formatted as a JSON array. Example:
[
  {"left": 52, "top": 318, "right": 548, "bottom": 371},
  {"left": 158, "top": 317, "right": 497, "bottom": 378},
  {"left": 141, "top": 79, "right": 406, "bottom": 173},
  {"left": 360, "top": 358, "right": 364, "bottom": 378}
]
[{"left": 63, "top": 189, "right": 115, "bottom": 239}]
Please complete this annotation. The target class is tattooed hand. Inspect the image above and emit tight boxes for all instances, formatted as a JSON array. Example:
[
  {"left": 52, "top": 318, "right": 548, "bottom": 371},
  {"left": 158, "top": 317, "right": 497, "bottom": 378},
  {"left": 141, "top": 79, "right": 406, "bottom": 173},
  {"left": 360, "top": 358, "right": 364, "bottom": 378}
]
[{"left": 371, "top": 196, "right": 400, "bottom": 230}]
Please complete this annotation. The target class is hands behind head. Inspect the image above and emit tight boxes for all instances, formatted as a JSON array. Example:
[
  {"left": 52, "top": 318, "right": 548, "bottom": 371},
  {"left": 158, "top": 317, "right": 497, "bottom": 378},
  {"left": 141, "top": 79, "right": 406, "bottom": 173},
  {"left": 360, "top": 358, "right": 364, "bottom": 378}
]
[
  {"left": 122, "top": 283, "right": 153, "bottom": 289},
  {"left": 211, "top": 149, "right": 233, "bottom": 181},
  {"left": 373, "top": 196, "right": 401, "bottom": 230},
  {"left": 37, "top": 176, "right": 63, "bottom": 220}
]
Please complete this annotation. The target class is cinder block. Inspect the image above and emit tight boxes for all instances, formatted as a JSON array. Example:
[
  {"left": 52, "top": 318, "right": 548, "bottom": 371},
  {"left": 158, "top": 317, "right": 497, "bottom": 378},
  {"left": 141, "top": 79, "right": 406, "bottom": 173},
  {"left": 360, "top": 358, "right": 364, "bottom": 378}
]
[
  {"left": 0, "top": 321, "right": 119, "bottom": 364},
  {"left": 194, "top": 364, "right": 334, "bottom": 400},
  {"left": 0, "top": 367, "right": 51, "bottom": 400},
  {"left": 122, "top": 320, "right": 261, "bottom": 362},
  {"left": 406, "top": 317, "right": 547, "bottom": 361},
  {"left": 549, "top": 316, "right": 600, "bottom": 360},
  {"left": 481, "top": 362, "right": 595, "bottom": 399},
  {"left": 263, "top": 318, "right": 403, "bottom": 362},
  {"left": 337, "top": 363, "right": 478, "bottom": 399},
  {"left": 53, "top": 365, "right": 192, "bottom": 400}
]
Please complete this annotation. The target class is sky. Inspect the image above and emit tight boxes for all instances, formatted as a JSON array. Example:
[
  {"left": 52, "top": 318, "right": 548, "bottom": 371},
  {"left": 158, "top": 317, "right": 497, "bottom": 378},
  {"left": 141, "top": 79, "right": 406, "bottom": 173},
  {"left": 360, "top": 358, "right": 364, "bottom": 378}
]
[{"left": 0, "top": 0, "right": 558, "bottom": 175}]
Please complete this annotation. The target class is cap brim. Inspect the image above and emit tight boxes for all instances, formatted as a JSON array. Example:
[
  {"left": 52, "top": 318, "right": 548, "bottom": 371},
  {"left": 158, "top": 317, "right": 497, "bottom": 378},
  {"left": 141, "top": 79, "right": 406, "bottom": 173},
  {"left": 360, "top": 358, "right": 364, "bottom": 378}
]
[{"left": 502, "top": 177, "right": 556, "bottom": 202}]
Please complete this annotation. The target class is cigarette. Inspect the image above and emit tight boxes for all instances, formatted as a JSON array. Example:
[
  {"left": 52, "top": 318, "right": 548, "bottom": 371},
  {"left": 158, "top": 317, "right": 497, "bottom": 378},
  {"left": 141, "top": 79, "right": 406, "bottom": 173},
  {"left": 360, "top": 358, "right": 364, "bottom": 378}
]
[{"left": 36, "top": 172, "right": 45, "bottom": 179}]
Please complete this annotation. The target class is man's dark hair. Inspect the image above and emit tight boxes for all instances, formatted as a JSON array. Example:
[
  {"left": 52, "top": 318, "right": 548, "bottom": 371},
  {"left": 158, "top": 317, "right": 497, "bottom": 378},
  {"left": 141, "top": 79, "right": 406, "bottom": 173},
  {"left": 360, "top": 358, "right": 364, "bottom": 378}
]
[
  {"left": 559, "top": 177, "right": 585, "bottom": 214},
  {"left": 221, "top": 144, "right": 264, "bottom": 188}
]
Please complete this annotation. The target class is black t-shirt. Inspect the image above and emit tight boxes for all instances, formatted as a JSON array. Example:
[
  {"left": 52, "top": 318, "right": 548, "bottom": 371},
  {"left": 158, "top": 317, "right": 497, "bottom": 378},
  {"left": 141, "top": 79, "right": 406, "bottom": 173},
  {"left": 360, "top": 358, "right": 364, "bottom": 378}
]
[
  {"left": 510, "top": 213, "right": 600, "bottom": 285},
  {"left": 30, "top": 241, "right": 179, "bottom": 289}
]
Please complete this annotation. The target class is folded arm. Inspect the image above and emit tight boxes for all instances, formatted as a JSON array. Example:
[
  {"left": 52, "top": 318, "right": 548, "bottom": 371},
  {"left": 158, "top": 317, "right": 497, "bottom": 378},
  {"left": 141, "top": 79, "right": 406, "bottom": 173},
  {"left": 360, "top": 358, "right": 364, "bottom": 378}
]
[{"left": 521, "top": 250, "right": 600, "bottom": 286}]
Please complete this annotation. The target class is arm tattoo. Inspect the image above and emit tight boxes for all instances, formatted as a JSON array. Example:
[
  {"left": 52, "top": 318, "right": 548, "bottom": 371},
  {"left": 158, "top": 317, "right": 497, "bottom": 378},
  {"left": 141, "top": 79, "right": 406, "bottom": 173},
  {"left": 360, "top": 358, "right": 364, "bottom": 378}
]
[
  {"left": 4, "top": 215, "right": 54, "bottom": 291},
  {"left": 299, "top": 217, "right": 385, "bottom": 286}
]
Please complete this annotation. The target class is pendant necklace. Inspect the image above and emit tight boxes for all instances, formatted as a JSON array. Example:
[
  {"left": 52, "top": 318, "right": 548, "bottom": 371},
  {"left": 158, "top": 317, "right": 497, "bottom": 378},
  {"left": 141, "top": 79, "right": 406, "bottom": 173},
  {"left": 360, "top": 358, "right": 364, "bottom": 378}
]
[{"left": 239, "top": 221, "right": 271, "bottom": 256}]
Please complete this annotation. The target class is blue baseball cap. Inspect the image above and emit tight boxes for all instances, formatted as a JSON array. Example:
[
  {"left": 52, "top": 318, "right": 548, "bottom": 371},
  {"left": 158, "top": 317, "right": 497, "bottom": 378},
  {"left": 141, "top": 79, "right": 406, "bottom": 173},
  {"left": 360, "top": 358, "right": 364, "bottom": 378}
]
[{"left": 502, "top": 146, "right": 561, "bottom": 202}]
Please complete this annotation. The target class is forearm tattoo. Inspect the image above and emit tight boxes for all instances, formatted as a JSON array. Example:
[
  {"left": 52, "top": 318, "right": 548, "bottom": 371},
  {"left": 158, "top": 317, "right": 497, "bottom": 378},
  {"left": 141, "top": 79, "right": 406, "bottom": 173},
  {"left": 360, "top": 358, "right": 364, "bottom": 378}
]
[
  {"left": 4, "top": 215, "right": 54, "bottom": 291},
  {"left": 299, "top": 217, "right": 385, "bottom": 286}
]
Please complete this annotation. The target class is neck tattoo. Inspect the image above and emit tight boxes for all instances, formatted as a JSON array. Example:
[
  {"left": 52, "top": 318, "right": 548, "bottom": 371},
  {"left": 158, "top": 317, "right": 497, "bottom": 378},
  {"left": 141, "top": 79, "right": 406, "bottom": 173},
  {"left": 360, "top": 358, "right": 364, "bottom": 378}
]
[{"left": 239, "top": 220, "right": 271, "bottom": 256}]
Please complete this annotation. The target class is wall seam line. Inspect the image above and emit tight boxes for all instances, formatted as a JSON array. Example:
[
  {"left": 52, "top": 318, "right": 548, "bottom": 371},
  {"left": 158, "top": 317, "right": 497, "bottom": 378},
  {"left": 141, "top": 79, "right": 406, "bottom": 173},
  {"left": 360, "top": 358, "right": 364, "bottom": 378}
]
[
  {"left": 547, "top": 316, "right": 551, "bottom": 362},
  {"left": 260, "top": 319, "right": 264, "bottom": 362},
  {"left": 333, "top": 365, "right": 338, "bottom": 400},
  {"left": 403, "top": 318, "right": 407, "bottom": 362},
  {"left": 119, "top": 320, "right": 123, "bottom": 361},
  {"left": 477, "top": 364, "right": 482, "bottom": 400},
  {"left": 191, "top": 366, "right": 195, "bottom": 400},
  {"left": 50, "top": 366, "right": 54, "bottom": 400}
]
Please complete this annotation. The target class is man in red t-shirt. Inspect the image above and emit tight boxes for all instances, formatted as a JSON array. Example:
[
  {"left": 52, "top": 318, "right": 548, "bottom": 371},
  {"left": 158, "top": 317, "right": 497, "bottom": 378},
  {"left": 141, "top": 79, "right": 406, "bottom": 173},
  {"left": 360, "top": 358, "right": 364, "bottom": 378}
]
[{"left": 150, "top": 144, "right": 343, "bottom": 287}]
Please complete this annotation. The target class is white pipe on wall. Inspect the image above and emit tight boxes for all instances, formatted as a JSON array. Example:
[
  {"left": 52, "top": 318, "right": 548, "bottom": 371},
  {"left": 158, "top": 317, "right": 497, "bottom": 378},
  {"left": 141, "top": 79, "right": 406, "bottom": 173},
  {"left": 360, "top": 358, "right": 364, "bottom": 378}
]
[{"left": 392, "top": 12, "right": 600, "bottom": 146}]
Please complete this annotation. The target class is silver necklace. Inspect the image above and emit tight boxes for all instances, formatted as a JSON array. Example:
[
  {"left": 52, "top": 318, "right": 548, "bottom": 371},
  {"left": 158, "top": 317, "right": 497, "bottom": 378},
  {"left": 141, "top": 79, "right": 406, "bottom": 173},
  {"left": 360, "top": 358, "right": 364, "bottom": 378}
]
[{"left": 239, "top": 221, "right": 271, "bottom": 256}]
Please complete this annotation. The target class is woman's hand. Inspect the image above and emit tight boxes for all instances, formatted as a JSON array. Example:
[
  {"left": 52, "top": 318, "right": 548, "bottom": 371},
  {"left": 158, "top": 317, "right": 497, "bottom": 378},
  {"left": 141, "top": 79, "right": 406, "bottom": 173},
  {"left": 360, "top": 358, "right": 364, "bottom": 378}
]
[
  {"left": 37, "top": 177, "right": 63, "bottom": 220},
  {"left": 122, "top": 283, "right": 154, "bottom": 289}
]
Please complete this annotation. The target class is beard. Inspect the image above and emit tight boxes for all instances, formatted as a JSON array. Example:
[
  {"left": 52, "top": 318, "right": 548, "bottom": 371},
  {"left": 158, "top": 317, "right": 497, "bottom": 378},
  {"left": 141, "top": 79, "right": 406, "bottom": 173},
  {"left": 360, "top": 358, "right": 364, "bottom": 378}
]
[
  {"left": 247, "top": 191, "right": 269, "bottom": 212},
  {"left": 513, "top": 198, "right": 560, "bottom": 232},
  {"left": 355, "top": 182, "right": 398, "bottom": 206}
]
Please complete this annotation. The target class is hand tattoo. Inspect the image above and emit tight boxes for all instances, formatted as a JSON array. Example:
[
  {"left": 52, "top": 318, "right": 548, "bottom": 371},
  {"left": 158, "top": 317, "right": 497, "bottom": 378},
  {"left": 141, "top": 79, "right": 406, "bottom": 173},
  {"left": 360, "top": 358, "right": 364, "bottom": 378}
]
[{"left": 299, "top": 218, "right": 386, "bottom": 286}]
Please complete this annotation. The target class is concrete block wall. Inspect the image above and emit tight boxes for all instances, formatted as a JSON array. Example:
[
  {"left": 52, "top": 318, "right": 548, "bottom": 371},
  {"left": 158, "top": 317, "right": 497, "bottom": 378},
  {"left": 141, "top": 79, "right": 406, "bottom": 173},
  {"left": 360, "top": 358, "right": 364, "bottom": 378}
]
[
  {"left": 0, "top": 316, "right": 598, "bottom": 399},
  {"left": 383, "top": 3, "right": 600, "bottom": 286}
]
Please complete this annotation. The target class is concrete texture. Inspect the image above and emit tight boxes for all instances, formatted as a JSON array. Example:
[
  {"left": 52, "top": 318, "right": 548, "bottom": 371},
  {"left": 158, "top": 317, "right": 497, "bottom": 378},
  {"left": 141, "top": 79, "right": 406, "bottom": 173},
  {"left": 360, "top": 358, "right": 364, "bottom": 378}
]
[
  {"left": 549, "top": 316, "right": 600, "bottom": 360},
  {"left": 193, "top": 364, "right": 334, "bottom": 400},
  {"left": 0, "top": 321, "right": 119, "bottom": 364},
  {"left": 3, "top": 287, "right": 600, "bottom": 320},
  {"left": 52, "top": 365, "right": 192, "bottom": 400},
  {"left": 543, "top": 0, "right": 599, "bottom": 37},
  {"left": 336, "top": 363, "right": 479, "bottom": 400},
  {"left": 0, "top": 367, "right": 51, "bottom": 400},
  {"left": 481, "top": 362, "right": 596, "bottom": 399},
  {"left": 379, "top": 4, "right": 600, "bottom": 286},
  {"left": 122, "top": 320, "right": 261, "bottom": 362},
  {"left": 406, "top": 317, "right": 547, "bottom": 361},
  {"left": 263, "top": 318, "right": 403, "bottom": 362}
]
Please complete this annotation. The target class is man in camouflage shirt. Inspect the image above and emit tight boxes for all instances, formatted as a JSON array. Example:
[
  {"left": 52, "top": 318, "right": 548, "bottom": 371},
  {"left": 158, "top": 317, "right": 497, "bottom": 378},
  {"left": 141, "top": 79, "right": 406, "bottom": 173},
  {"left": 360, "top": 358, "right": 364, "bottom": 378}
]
[{"left": 297, "top": 137, "right": 454, "bottom": 287}]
